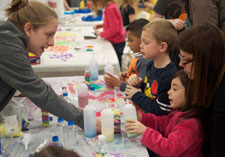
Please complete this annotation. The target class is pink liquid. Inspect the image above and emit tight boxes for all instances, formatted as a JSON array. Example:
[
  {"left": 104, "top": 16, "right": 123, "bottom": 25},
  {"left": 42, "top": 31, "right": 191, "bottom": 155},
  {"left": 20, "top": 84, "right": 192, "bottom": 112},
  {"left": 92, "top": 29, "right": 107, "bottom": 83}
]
[{"left": 78, "top": 93, "right": 88, "bottom": 108}]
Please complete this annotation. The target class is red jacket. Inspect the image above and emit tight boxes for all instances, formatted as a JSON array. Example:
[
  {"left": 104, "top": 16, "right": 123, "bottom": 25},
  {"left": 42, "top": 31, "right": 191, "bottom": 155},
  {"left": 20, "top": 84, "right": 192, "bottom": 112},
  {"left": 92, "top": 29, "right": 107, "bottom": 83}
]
[
  {"left": 140, "top": 111, "right": 203, "bottom": 157},
  {"left": 100, "top": 2, "right": 125, "bottom": 44}
]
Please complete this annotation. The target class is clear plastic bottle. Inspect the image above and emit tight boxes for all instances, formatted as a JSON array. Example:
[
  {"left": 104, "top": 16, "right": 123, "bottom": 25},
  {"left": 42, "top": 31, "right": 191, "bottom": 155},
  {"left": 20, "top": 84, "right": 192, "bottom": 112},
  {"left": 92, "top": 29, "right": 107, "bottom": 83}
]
[
  {"left": 89, "top": 55, "right": 98, "bottom": 81},
  {"left": 123, "top": 104, "right": 138, "bottom": 138},
  {"left": 104, "top": 64, "right": 114, "bottom": 88},
  {"left": 101, "top": 108, "right": 114, "bottom": 142},
  {"left": 94, "top": 135, "right": 108, "bottom": 157},
  {"left": 49, "top": 136, "right": 63, "bottom": 147},
  {"left": 57, "top": 117, "right": 65, "bottom": 146},
  {"left": 64, "top": 120, "right": 75, "bottom": 150},
  {"left": 84, "top": 105, "right": 97, "bottom": 138}
]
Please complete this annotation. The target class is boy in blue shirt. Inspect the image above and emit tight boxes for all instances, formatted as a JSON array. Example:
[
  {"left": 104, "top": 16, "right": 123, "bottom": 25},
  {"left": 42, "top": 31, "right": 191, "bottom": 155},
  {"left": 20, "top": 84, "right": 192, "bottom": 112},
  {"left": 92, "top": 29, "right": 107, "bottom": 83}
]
[{"left": 125, "top": 20, "right": 177, "bottom": 115}]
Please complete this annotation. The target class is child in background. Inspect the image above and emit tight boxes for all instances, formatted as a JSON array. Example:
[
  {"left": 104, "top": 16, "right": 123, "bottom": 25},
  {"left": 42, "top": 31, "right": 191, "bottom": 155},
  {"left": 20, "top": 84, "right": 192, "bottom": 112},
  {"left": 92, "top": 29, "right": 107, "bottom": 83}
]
[
  {"left": 93, "top": 0, "right": 126, "bottom": 69},
  {"left": 125, "top": 20, "right": 177, "bottom": 115},
  {"left": 120, "top": 0, "right": 135, "bottom": 27},
  {"left": 104, "top": 19, "right": 149, "bottom": 92},
  {"left": 126, "top": 70, "right": 203, "bottom": 156}
]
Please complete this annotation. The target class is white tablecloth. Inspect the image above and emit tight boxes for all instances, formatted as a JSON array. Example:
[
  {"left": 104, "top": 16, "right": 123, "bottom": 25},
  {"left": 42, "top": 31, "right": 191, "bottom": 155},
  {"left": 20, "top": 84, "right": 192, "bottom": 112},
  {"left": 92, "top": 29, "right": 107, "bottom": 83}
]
[{"left": 32, "top": 25, "right": 120, "bottom": 77}]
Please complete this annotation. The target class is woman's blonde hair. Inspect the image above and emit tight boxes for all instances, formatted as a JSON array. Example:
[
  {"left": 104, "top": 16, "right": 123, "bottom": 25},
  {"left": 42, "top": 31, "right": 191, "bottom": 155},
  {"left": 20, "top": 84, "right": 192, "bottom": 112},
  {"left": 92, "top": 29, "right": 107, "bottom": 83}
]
[
  {"left": 5, "top": 0, "right": 57, "bottom": 30},
  {"left": 142, "top": 20, "right": 177, "bottom": 54}
]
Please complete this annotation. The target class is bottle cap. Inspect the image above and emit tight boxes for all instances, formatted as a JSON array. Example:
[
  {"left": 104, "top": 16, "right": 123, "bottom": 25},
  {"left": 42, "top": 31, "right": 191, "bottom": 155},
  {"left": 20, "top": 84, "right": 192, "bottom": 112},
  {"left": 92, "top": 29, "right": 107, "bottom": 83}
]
[
  {"left": 68, "top": 120, "right": 74, "bottom": 126},
  {"left": 49, "top": 116, "right": 53, "bottom": 121},
  {"left": 58, "top": 117, "right": 64, "bottom": 123},
  {"left": 52, "top": 136, "right": 59, "bottom": 142},
  {"left": 63, "top": 92, "right": 68, "bottom": 97},
  {"left": 90, "top": 86, "right": 95, "bottom": 91},
  {"left": 98, "top": 134, "right": 106, "bottom": 142}
]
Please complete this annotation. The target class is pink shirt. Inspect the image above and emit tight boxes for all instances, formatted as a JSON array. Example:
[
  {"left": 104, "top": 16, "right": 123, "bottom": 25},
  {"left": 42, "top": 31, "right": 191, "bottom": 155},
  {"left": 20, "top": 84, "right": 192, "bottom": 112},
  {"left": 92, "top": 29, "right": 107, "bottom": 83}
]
[
  {"left": 140, "top": 111, "right": 203, "bottom": 157},
  {"left": 100, "top": 2, "right": 126, "bottom": 44}
]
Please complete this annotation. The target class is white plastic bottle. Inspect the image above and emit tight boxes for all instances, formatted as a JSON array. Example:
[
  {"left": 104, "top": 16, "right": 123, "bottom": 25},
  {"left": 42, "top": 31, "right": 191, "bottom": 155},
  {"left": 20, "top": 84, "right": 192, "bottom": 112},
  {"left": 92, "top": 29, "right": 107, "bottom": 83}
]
[
  {"left": 84, "top": 105, "right": 97, "bottom": 138},
  {"left": 123, "top": 103, "right": 138, "bottom": 138},
  {"left": 56, "top": 0, "right": 64, "bottom": 17},
  {"left": 104, "top": 64, "right": 114, "bottom": 88},
  {"left": 89, "top": 55, "right": 98, "bottom": 81},
  {"left": 57, "top": 117, "right": 65, "bottom": 146},
  {"left": 78, "top": 83, "right": 89, "bottom": 109},
  {"left": 101, "top": 108, "right": 114, "bottom": 142},
  {"left": 64, "top": 120, "right": 75, "bottom": 150},
  {"left": 94, "top": 135, "right": 108, "bottom": 157}
]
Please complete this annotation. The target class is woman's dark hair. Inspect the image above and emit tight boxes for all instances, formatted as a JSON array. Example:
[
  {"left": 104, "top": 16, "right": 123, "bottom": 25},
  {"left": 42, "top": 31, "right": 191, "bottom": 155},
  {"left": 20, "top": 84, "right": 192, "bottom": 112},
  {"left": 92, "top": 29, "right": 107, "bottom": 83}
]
[{"left": 177, "top": 22, "right": 225, "bottom": 145}]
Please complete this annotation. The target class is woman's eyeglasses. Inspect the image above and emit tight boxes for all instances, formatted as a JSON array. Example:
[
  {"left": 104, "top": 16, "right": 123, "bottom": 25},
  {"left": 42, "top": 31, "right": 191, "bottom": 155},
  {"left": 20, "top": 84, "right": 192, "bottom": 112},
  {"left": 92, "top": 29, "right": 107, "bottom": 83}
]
[{"left": 178, "top": 54, "right": 193, "bottom": 65}]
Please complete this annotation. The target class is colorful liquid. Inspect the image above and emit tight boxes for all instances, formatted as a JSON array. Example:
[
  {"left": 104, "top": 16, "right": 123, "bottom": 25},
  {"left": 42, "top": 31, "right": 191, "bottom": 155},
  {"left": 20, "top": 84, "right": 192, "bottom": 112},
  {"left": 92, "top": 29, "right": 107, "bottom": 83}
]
[
  {"left": 78, "top": 93, "right": 88, "bottom": 108},
  {"left": 102, "top": 129, "right": 114, "bottom": 142}
]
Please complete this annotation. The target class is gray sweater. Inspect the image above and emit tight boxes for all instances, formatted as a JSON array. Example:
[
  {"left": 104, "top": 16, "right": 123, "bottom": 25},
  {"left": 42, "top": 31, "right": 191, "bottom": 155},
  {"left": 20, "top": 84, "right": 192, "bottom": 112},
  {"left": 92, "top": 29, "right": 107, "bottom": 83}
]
[{"left": 0, "top": 21, "right": 84, "bottom": 128}]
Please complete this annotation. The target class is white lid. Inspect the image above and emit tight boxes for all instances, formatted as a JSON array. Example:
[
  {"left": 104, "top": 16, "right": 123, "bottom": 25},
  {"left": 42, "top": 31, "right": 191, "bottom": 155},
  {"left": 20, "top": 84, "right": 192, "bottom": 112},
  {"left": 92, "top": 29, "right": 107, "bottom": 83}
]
[{"left": 98, "top": 134, "right": 106, "bottom": 142}]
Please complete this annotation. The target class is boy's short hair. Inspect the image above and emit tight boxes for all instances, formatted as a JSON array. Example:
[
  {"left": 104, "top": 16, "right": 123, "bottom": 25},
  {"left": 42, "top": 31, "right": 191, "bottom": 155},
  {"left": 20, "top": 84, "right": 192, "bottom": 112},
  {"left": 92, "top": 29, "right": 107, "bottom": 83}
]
[
  {"left": 126, "top": 18, "right": 149, "bottom": 38},
  {"left": 34, "top": 145, "right": 80, "bottom": 157},
  {"left": 143, "top": 20, "right": 177, "bottom": 54}
]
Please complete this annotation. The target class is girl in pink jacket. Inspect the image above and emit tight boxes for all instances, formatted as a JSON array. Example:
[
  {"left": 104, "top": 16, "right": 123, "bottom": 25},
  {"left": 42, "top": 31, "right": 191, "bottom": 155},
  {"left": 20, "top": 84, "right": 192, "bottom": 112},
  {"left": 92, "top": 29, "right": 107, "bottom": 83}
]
[
  {"left": 126, "top": 70, "right": 203, "bottom": 157},
  {"left": 92, "top": 0, "right": 126, "bottom": 69}
]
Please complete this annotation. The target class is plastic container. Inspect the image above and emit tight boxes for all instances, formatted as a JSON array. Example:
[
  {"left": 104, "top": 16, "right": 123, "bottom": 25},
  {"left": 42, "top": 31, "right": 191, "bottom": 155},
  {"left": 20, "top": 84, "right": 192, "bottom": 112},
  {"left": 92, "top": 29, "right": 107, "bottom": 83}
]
[
  {"left": 64, "top": 120, "right": 75, "bottom": 150},
  {"left": 57, "top": 117, "right": 65, "bottom": 146},
  {"left": 80, "top": 0, "right": 85, "bottom": 9},
  {"left": 94, "top": 135, "right": 108, "bottom": 157},
  {"left": 41, "top": 109, "right": 49, "bottom": 127},
  {"left": 123, "top": 104, "right": 138, "bottom": 138},
  {"left": 0, "top": 100, "right": 23, "bottom": 137},
  {"left": 84, "top": 67, "right": 91, "bottom": 89},
  {"left": 56, "top": 0, "right": 64, "bottom": 17},
  {"left": 104, "top": 64, "right": 114, "bottom": 88},
  {"left": 84, "top": 105, "right": 97, "bottom": 138},
  {"left": 78, "top": 83, "right": 89, "bottom": 109},
  {"left": 89, "top": 55, "right": 98, "bottom": 81},
  {"left": 101, "top": 108, "right": 114, "bottom": 142},
  {"left": 113, "top": 106, "right": 121, "bottom": 134},
  {"left": 49, "top": 136, "right": 63, "bottom": 147}
]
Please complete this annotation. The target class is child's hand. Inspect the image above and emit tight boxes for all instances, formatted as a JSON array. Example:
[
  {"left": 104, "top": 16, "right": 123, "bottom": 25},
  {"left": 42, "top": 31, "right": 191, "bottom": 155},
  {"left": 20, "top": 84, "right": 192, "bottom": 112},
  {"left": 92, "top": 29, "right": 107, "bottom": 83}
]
[
  {"left": 104, "top": 72, "right": 121, "bottom": 88},
  {"left": 119, "top": 72, "right": 127, "bottom": 81},
  {"left": 172, "top": 19, "right": 185, "bottom": 30},
  {"left": 125, "top": 85, "right": 141, "bottom": 99},
  {"left": 125, "top": 119, "right": 147, "bottom": 135},
  {"left": 128, "top": 74, "right": 142, "bottom": 87}
]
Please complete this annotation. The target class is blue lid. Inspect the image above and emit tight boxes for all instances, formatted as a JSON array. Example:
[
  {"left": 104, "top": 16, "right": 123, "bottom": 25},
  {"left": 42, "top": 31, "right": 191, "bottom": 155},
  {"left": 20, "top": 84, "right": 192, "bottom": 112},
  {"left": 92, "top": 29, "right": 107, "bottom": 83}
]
[
  {"left": 58, "top": 117, "right": 64, "bottom": 123},
  {"left": 90, "top": 86, "right": 95, "bottom": 91},
  {"left": 49, "top": 116, "right": 53, "bottom": 121},
  {"left": 52, "top": 136, "right": 59, "bottom": 142},
  {"left": 68, "top": 120, "right": 74, "bottom": 126},
  {"left": 63, "top": 92, "right": 68, "bottom": 97}
]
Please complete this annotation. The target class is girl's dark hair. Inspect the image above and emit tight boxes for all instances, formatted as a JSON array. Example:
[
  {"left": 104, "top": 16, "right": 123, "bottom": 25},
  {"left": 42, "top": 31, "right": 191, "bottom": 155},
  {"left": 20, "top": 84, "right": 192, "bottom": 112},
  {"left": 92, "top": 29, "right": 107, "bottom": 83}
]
[
  {"left": 170, "top": 70, "right": 193, "bottom": 110},
  {"left": 5, "top": 0, "right": 57, "bottom": 30}
]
